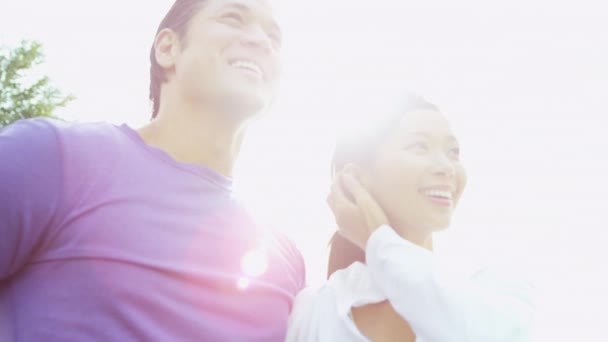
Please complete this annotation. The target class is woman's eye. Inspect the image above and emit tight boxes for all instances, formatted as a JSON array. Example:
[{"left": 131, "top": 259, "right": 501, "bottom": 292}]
[
  {"left": 268, "top": 32, "right": 282, "bottom": 48},
  {"left": 448, "top": 147, "right": 460, "bottom": 159}
]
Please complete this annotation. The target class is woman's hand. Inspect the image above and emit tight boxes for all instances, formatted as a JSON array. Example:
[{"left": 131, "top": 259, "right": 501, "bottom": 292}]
[{"left": 327, "top": 166, "right": 390, "bottom": 250}]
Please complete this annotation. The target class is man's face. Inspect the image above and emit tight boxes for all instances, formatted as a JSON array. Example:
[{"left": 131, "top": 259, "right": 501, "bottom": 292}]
[{"left": 171, "top": 0, "right": 282, "bottom": 115}]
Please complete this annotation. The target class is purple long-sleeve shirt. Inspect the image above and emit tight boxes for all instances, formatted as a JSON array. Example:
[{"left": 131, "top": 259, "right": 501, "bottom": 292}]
[{"left": 0, "top": 118, "right": 305, "bottom": 341}]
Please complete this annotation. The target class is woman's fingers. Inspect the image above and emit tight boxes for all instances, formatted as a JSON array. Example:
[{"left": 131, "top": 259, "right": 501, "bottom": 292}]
[
  {"left": 326, "top": 172, "right": 366, "bottom": 246},
  {"left": 328, "top": 173, "right": 348, "bottom": 208},
  {"left": 329, "top": 169, "right": 389, "bottom": 249},
  {"left": 342, "top": 172, "right": 389, "bottom": 234},
  {"left": 328, "top": 173, "right": 356, "bottom": 222},
  {"left": 341, "top": 173, "right": 367, "bottom": 204}
]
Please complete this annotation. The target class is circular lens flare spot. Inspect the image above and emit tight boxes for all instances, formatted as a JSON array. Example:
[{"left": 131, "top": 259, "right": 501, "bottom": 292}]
[
  {"left": 241, "top": 249, "right": 268, "bottom": 277},
  {"left": 237, "top": 277, "right": 250, "bottom": 290}
]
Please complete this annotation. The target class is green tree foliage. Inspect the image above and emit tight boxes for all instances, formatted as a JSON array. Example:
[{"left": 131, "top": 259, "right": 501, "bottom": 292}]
[{"left": 0, "top": 40, "right": 74, "bottom": 127}]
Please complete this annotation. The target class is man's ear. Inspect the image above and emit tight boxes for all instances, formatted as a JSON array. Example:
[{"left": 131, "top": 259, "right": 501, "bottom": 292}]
[{"left": 154, "top": 28, "right": 181, "bottom": 74}]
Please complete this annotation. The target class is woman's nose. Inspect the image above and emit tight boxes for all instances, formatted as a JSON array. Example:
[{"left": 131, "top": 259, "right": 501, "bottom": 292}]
[{"left": 430, "top": 153, "right": 456, "bottom": 178}]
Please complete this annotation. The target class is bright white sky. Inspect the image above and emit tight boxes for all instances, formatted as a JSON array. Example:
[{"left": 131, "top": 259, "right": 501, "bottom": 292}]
[{"left": 1, "top": 0, "right": 607, "bottom": 340}]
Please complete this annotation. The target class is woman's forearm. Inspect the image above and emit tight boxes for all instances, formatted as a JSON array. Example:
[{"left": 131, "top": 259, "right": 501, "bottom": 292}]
[{"left": 366, "top": 225, "right": 535, "bottom": 342}]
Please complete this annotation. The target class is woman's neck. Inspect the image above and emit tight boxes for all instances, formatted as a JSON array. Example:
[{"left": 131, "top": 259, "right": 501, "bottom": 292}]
[{"left": 394, "top": 225, "right": 433, "bottom": 251}]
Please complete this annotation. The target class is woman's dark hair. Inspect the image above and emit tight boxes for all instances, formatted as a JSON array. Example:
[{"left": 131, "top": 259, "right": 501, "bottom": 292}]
[
  {"left": 149, "top": 0, "right": 208, "bottom": 119},
  {"left": 327, "top": 94, "right": 439, "bottom": 278}
]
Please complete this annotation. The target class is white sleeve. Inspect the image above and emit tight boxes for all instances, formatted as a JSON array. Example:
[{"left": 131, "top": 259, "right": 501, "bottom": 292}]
[
  {"left": 286, "top": 264, "right": 383, "bottom": 342},
  {"left": 285, "top": 287, "right": 323, "bottom": 342},
  {"left": 366, "top": 225, "right": 535, "bottom": 342}
]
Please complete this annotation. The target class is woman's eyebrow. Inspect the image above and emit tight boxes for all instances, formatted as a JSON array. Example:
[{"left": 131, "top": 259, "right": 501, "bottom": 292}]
[
  {"left": 446, "top": 135, "right": 458, "bottom": 143},
  {"left": 403, "top": 131, "right": 459, "bottom": 142}
]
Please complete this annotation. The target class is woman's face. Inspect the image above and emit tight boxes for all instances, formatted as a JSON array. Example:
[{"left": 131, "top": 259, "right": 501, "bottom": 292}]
[{"left": 365, "top": 109, "right": 467, "bottom": 238}]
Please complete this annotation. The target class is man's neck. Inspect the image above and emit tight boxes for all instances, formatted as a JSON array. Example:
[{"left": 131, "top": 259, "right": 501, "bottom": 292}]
[{"left": 138, "top": 100, "right": 249, "bottom": 178}]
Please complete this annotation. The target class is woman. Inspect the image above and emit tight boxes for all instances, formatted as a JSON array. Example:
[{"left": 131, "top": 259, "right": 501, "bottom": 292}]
[{"left": 286, "top": 95, "right": 534, "bottom": 341}]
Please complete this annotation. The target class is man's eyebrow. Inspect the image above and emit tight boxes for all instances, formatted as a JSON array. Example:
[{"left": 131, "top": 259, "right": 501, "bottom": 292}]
[
  {"left": 222, "top": 2, "right": 249, "bottom": 11},
  {"left": 222, "top": 2, "right": 282, "bottom": 35},
  {"left": 403, "top": 131, "right": 430, "bottom": 138}
]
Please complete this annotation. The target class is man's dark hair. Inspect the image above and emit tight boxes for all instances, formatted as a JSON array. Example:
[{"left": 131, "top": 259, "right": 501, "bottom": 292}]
[{"left": 149, "top": 0, "right": 208, "bottom": 119}]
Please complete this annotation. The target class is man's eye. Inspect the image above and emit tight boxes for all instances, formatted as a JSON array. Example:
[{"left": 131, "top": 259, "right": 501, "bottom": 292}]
[
  {"left": 222, "top": 12, "right": 244, "bottom": 25},
  {"left": 407, "top": 142, "right": 428, "bottom": 152}
]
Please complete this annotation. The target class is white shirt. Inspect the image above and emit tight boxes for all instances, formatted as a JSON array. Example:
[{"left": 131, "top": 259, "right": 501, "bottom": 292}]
[{"left": 286, "top": 225, "right": 534, "bottom": 342}]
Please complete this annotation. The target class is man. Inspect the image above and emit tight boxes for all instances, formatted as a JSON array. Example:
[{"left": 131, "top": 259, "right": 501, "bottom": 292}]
[{"left": 0, "top": 0, "right": 305, "bottom": 340}]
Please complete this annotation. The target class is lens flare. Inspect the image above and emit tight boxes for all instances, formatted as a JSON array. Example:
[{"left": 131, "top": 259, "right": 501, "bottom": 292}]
[
  {"left": 240, "top": 248, "right": 268, "bottom": 277},
  {"left": 237, "top": 277, "right": 250, "bottom": 290}
]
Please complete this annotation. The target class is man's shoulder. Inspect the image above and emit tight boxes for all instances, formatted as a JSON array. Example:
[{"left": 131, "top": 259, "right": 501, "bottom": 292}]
[
  {"left": 51, "top": 119, "right": 125, "bottom": 144},
  {"left": 1, "top": 117, "right": 61, "bottom": 142},
  {"left": 268, "top": 230, "right": 306, "bottom": 290},
  {"left": 272, "top": 231, "right": 304, "bottom": 260},
  {"left": 2, "top": 118, "right": 140, "bottom": 180},
  {"left": 1, "top": 118, "right": 67, "bottom": 161},
  {"left": 1, "top": 118, "right": 124, "bottom": 146},
  {"left": 39, "top": 119, "right": 136, "bottom": 160}
]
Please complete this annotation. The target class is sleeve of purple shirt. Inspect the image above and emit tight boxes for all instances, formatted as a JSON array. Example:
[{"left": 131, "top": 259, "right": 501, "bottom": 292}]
[{"left": 0, "top": 118, "right": 63, "bottom": 281}]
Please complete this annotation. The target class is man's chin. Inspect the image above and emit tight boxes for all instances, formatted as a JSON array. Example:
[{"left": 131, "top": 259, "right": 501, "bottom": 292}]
[{"left": 218, "top": 87, "right": 270, "bottom": 117}]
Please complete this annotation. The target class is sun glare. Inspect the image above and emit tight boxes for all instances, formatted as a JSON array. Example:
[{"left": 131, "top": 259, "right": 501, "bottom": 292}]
[
  {"left": 241, "top": 248, "right": 269, "bottom": 278},
  {"left": 1, "top": 0, "right": 606, "bottom": 340}
]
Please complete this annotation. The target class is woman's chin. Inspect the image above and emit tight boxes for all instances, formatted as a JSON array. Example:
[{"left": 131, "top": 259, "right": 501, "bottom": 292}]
[
  {"left": 419, "top": 218, "right": 452, "bottom": 233},
  {"left": 433, "top": 217, "right": 452, "bottom": 230}
]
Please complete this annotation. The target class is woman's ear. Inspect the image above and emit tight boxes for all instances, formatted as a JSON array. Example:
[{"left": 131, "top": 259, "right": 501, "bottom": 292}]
[{"left": 341, "top": 163, "right": 372, "bottom": 190}]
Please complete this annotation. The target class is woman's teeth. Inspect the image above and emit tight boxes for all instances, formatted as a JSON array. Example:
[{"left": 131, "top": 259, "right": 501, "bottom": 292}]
[{"left": 424, "top": 189, "right": 453, "bottom": 199}]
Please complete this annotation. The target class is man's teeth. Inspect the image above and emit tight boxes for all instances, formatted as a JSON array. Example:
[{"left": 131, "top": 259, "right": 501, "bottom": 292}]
[
  {"left": 231, "top": 60, "right": 262, "bottom": 77},
  {"left": 424, "top": 190, "right": 453, "bottom": 199}
]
